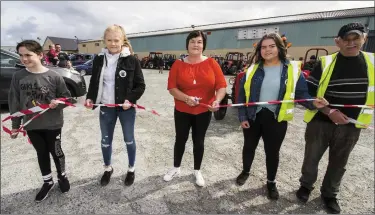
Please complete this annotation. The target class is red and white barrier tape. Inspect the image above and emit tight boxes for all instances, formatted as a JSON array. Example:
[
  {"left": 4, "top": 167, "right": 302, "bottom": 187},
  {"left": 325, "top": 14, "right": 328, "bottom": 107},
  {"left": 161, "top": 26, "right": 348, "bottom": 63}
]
[
  {"left": 199, "top": 99, "right": 374, "bottom": 109},
  {"left": 2, "top": 98, "right": 74, "bottom": 122},
  {"left": 347, "top": 118, "right": 374, "bottom": 130},
  {"left": 2, "top": 107, "right": 51, "bottom": 144},
  {"left": 199, "top": 99, "right": 316, "bottom": 108},
  {"left": 3, "top": 100, "right": 160, "bottom": 140},
  {"left": 199, "top": 99, "right": 374, "bottom": 129},
  {"left": 2, "top": 97, "right": 373, "bottom": 142},
  {"left": 2, "top": 98, "right": 75, "bottom": 143},
  {"left": 88, "top": 103, "right": 160, "bottom": 116},
  {"left": 329, "top": 104, "right": 374, "bottom": 109}
]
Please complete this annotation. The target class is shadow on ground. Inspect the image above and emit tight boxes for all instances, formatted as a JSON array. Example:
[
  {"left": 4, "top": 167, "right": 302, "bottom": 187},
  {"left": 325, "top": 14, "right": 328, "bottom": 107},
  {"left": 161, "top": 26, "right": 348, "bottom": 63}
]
[{"left": 1, "top": 173, "right": 326, "bottom": 214}]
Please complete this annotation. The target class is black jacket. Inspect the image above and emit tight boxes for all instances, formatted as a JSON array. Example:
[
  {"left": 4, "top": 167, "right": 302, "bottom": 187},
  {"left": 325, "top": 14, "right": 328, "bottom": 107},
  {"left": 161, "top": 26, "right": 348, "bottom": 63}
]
[{"left": 86, "top": 54, "right": 146, "bottom": 106}]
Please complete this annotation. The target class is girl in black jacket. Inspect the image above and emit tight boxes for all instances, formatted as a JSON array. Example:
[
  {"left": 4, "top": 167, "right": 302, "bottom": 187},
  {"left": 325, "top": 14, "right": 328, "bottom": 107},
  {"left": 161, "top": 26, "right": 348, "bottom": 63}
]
[{"left": 85, "top": 25, "right": 146, "bottom": 187}]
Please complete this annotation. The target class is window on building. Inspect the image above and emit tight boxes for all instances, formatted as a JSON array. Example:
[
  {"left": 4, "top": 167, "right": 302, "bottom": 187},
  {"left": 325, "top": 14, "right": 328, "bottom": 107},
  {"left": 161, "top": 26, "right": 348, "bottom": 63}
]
[
  {"left": 95, "top": 43, "right": 100, "bottom": 46},
  {"left": 82, "top": 44, "right": 86, "bottom": 47}
]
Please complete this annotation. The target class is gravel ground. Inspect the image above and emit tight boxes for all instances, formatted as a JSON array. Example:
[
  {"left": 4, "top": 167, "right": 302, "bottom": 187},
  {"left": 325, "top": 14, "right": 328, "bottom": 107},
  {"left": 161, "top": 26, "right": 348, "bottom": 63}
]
[{"left": 1, "top": 69, "right": 374, "bottom": 214}]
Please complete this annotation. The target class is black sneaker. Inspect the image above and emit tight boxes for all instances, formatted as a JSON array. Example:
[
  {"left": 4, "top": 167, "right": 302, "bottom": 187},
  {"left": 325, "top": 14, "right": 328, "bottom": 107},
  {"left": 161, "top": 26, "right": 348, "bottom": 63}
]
[
  {"left": 35, "top": 182, "right": 54, "bottom": 203},
  {"left": 296, "top": 186, "right": 311, "bottom": 203},
  {"left": 124, "top": 171, "right": 135, "bottom": 186},
  {"left": 58, "top": 175, "right": 70, "bottom": 193},
  {"left": 236, "top": 171, "right": 250, "bottom": 186},
  {"left": 266, "top": 182, "right": 279, "bottom": 200},
  {"left": 321, "top": 195, "right": 341, "bottom": 214},
  {"left": 100, "top": 167, "right": 114, "bottom": 186}
]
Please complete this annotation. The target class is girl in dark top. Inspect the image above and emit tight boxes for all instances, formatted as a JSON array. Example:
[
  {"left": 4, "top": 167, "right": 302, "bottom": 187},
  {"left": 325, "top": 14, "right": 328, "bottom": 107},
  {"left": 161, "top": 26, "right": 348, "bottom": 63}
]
[
  {"left": 85, "top": 24, "right": 146, "bottom": 187},
  {"left": 9, "top": 40, "right": 71, "bottom": 203}
]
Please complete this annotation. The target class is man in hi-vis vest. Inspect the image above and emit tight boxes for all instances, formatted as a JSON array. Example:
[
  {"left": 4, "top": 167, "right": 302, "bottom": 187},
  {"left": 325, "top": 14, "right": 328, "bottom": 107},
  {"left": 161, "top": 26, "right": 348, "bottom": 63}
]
[{"left": 296, "top": 23, "right": 374, "bottom": 214}]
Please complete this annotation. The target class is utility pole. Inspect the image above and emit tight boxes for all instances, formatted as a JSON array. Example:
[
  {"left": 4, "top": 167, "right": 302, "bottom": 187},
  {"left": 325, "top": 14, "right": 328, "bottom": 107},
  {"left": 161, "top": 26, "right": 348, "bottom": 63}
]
[{"left": 74, "top": 36, "right": 79, "bottom": 53}]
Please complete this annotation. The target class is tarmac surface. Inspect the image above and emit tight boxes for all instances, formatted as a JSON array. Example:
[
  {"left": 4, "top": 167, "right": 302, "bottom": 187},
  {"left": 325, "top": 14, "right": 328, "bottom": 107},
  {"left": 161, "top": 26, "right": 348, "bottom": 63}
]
[{"left": 1, "top": 69, "right": 374, "bottom": 214}]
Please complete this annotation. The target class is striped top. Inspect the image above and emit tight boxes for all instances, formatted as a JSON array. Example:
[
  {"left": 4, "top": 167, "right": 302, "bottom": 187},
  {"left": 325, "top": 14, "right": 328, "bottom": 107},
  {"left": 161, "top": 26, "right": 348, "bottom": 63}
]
[{"left": 306, "top": 52, "right": 368, "bottom": 122}]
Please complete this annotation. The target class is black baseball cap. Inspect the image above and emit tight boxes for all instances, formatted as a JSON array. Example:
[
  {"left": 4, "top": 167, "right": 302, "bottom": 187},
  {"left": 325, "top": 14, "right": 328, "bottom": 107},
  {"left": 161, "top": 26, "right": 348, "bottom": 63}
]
[{"left": 337, "top": 22, "right": 366, "bottom": 38}]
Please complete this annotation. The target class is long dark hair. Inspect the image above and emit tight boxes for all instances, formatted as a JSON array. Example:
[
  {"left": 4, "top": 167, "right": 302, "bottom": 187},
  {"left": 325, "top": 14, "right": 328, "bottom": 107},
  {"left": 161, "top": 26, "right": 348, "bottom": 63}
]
[{"left": 249, "top": 33, "right": 287, "bottom": 65}]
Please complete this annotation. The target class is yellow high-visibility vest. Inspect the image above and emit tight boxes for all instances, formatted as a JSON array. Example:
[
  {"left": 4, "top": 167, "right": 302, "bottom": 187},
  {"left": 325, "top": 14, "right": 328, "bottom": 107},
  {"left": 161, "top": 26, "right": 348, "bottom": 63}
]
[
  {"left": 244, "top": 61, "right": 302, "bottom": 122},
  {"left": 303, "top": 51, "right": 374, "bottom": 128}
]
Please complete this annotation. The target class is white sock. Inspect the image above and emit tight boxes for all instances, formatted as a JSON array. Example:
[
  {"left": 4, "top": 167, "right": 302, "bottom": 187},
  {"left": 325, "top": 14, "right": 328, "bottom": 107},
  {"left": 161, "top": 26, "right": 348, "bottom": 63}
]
[
  {"left": 128, "top": 166, "right": 135, "bottom": 172},
  {"left": 267, "top": 179, "right": 276, "bottom": 183},
  {"left": 104, "top": 165, "right": 112, "bottom": 172}
]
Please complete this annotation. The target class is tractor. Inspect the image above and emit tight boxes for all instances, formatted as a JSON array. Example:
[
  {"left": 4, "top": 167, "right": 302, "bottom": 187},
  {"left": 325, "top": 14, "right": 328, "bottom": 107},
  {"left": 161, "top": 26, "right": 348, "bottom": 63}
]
[
  {"left": 301, "top": 48, "right": 328, "bottom": 79},
  {"left": 140, "top": 52, "right": 163, "bottom": 69},
  {"left": 212, "top": 55, "right": 225, "bottom": 67},
  {"left": 163, "top": 54, "right": 177, "bottom": 70},
  {"left": 221, "top": 52, "right": 245, "bottom": 75}
]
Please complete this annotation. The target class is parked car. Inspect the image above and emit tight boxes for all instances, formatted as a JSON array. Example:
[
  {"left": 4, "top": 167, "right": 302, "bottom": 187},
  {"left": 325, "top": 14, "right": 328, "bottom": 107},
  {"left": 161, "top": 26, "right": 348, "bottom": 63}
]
[
  {"left": 73, "top": 59, "right": 93, "bottom": 76},
  {"left": 69, "top": 53, "right": 96, "bottom": 66},
  {"left": 0, "top": 48, "right": 87, "bottom": 105}
]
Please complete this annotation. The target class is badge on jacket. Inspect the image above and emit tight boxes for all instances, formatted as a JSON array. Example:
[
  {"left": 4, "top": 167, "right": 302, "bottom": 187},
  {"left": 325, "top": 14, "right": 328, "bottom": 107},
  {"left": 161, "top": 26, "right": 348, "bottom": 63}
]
[{"left": 119, "top": 70, "right": 127, "bottom": 78}]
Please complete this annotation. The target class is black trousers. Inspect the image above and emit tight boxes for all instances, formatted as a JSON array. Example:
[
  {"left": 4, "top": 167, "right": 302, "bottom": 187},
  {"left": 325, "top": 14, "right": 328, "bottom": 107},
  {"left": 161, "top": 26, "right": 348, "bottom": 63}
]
[
  {"left": 173, "top": 109, "right": 212, "bottom": 170},
  {"left": 27, "top": 129, "right": 66, "bottom": 177},
  {"left": 300, "top": 119, "right": 361, "bottom": 198},
  {"left": 242, "top": 108, "right": 287, "bottom": 181}
]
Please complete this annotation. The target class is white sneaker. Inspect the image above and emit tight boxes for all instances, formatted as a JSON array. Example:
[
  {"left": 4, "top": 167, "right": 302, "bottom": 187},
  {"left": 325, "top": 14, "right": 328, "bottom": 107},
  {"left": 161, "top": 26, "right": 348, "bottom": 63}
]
[
  {"left": 194, "top": 170, "right": 205, "bottom": 187},
  {"left": 163, "top": 167, "right": 180, "bottom": 182}
]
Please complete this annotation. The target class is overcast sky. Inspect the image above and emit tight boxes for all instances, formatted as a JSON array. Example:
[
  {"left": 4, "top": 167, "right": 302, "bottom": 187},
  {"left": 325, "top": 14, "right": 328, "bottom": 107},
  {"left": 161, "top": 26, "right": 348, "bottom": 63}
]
[{"left": 1, "top": 1, "right": 374, "bottom": 46}]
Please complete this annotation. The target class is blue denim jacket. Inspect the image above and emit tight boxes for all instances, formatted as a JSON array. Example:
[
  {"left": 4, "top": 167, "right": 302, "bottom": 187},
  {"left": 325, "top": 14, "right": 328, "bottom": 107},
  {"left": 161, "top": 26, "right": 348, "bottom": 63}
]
[{"left": 238, "top": 60, "right": 316, "bottom": 122}]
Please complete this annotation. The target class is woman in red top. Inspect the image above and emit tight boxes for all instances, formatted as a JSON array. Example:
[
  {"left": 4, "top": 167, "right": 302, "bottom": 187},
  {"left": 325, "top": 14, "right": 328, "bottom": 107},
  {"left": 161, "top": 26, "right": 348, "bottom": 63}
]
[{"left": 164, "top": 30, "right": 227, "bottom": 187}]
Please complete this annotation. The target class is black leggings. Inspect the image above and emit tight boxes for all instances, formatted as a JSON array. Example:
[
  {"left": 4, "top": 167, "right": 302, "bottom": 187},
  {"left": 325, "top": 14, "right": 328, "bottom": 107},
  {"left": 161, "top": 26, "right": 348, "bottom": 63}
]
[
  {"left": 27, "top": 129, "right": 66, "bottom": 177},
  {"left": 173, "top": 109, "right": 212, "bottom": 170},
  {"left": 242, "top": 108, "right": 287, "bottom": 181}
]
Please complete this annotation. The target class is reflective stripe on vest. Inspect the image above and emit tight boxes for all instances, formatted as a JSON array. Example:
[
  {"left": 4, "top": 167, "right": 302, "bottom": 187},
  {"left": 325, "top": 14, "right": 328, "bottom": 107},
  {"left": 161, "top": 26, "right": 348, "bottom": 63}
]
[
  {"left": 244, "top": 61, "right": 301, "bottom": 122},
  {"left": 303, "top": 51, "right": 374, "bottom": 128}
]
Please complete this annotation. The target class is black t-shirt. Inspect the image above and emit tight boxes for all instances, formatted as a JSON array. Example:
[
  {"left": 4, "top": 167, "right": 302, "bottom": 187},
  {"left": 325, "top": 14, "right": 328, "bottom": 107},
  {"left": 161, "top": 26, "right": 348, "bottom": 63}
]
[{"left": 307, "top": 52, "right": 368, "bottom": 123}]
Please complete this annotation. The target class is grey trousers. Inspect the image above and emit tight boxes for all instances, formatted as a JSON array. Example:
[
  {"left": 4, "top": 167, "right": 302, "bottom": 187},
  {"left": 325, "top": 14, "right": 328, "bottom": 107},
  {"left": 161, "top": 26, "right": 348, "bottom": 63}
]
[{"left": 299, "top": 119, "right": 361, "bottom": 198}]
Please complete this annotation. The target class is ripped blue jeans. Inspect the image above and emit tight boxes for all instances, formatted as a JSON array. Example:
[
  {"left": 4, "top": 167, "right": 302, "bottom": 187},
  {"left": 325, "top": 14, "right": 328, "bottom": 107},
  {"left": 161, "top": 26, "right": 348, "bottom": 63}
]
[{"left": 99, "top": 106, "right": 136, "bottom": 167}]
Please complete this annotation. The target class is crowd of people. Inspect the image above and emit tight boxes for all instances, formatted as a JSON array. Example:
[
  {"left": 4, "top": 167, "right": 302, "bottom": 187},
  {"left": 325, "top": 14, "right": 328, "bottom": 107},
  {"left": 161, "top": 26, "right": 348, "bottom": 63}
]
[
  {"left": 43, "top": 43, "right": 72, "bottom": 68},
  {"left": 7, "top": 22, "right": 373, "bottom": 214}
]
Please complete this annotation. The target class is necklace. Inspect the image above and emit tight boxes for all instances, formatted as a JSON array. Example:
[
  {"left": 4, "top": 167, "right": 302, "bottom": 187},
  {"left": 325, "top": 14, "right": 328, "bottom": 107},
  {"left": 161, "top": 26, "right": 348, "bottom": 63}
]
[{"left": 190, "top": 67, "right": 196, "bottom": 84}]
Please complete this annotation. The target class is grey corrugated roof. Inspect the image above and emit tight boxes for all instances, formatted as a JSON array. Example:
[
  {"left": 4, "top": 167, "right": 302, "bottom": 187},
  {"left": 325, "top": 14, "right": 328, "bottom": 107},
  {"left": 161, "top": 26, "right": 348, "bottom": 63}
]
[
  {"left": 47, "top": 36, "right": 83, "bottom": 51},
  {"left": 126, "top": 7, "right": 374, "bottom": 38}
]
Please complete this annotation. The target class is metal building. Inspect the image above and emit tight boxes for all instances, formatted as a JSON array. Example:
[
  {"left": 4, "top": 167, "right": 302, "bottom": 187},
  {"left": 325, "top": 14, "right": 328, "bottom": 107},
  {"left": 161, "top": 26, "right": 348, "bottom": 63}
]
[{"left": 79, "top": 7, "right": 374, "bottom": 59}]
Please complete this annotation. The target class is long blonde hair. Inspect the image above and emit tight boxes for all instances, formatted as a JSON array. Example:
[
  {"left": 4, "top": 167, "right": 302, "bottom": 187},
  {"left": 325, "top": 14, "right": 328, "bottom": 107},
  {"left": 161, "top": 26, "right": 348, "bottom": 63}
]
[{"left": 123, "top": 40, "right": 134, "bottom": 55}]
